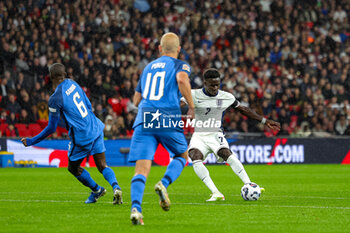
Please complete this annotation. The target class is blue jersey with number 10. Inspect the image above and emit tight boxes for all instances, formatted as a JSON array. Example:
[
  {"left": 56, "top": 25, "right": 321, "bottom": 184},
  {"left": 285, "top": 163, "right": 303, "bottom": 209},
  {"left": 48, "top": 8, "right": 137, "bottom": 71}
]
[
  {"left": 133, "top": 55, "right": 191, "bottom": 128},
  {"left": 48, "top": 79, "right": 104, "bottom": 146}
]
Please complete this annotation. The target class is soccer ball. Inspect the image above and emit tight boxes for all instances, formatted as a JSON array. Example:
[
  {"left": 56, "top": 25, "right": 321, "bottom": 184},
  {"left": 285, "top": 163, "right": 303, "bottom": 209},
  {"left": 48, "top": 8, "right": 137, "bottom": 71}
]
[{"left": 241, "top": 183, "right": 261, "bottom": 201}]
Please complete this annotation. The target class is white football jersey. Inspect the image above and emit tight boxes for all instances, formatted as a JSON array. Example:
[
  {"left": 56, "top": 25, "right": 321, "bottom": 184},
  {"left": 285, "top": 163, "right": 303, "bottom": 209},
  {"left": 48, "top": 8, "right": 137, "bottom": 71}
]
[{"left": 182, "top": 89, "right": 240, "bottom": 133}]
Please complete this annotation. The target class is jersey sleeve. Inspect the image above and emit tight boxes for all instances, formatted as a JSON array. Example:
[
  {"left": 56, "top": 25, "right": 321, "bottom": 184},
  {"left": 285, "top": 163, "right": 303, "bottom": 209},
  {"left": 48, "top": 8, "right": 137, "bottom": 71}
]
[
  {"left": 224, "top": 91, "right": 240, "bottom": 108},
  {"left": 229, "top": 93, "right": 240, "bottom": 108},
  {"left": 48, "top": 89, "right": 63, "bottom": 118},
  {"left": 176, "top": 61, "right": 191, "bottom": 77},
  {"left": 136, "top": 79, "right": 141, "bottom": 93},
  {"left": 135, "top": 71, "right": 143, "bottom": 93},
  {"left": 232, "top": 99, "right": 240, "bottom": 108}
]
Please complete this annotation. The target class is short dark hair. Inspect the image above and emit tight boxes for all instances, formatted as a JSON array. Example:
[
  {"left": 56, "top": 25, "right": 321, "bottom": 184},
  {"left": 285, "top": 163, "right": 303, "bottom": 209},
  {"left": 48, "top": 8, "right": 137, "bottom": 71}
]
[
  {"left": 49, "top": 63, "right": 66, "bottom": 79},
  {"left": 203, "top": 68, "right": 220, "bottom": 80}
]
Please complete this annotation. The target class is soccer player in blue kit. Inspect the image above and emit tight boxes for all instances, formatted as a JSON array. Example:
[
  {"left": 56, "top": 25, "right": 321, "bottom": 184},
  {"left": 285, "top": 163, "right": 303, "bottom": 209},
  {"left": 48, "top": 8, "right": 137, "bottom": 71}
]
[
  {"left": 21, "top": 63, "right": 123, "bottom": 205},
  {"left": 129, "top": 32, "right": 195, "bottom": 225}
]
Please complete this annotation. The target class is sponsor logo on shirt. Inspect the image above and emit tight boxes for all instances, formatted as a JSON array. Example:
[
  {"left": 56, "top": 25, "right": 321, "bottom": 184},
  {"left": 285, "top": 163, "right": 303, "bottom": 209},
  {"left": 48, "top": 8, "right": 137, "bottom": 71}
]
[
  {"left": 49, "top": 107, "right": 57, "bottom": 113},
  {"left": 217, "top": 99, "right": 223, "bottom": 107},
  {"left": 182, "top": 64, "right": 190, "bottom": 72}
]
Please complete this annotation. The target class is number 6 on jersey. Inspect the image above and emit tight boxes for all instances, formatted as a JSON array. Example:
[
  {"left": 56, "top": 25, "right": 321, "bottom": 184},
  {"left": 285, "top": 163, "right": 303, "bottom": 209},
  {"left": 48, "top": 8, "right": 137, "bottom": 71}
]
[{"left": 73, "top": 92, "right": 88, "bottom": 118}]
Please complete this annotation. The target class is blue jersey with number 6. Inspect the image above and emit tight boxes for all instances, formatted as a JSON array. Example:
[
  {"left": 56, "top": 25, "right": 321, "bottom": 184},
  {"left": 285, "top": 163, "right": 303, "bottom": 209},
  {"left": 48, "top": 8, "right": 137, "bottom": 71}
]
[
  {"left": 48, "top": 79, "right": 104, "bottom": 146},
  {"left": 133, "top": 55, "right": 191, "bottom": 128}
]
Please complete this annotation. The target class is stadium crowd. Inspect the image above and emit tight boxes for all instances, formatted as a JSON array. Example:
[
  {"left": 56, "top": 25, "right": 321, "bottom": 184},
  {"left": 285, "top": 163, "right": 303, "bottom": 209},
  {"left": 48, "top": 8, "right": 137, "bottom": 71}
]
[{"left": 0, "top": 0, "right": 350, "bottom": 138}]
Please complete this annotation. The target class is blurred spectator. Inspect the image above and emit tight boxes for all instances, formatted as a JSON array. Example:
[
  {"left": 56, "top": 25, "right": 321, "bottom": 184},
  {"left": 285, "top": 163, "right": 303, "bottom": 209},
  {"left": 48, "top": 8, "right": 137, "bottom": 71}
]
[
  {"left": 335, "top": 115, "right": 348, "bottom": 135},
  {"left": 18, "top": 109, "right": 31, "bottom": 124},
  {"left": 120, "top": 80, "right": 134, "bottom": 99},
  {"left": 239, "top": 121, "right": 249, "bottom": 133},
  {"left": 115, "top": 116, "right": 127, "bottom": 137},
  {"left": 0, "top": 110, "right": 7, "bottom": 123},
  {"left": 227, "top": 121, "right": 239, "bottom": 133},
  {"left": 5, "top": 124, "right": 19, "bottom": 137},
  {"left": 293, "top": 122, "right": 312, "bottom": 138},
  {"left": 125, "top": 112, "right": 135, "bottom": 130},
  {"left": 6, "top": 112, "right": 17, "bottom": 125},
  {"left": 277, "top": 123, "right": 290, "bottom": 136},
  {"left": 94, "top": 103, "right": 107, "bottom": 122},
  {"left": 104, "top": 115, "right": 114, "bottom": 139},
  {"left": 6, "top": 93, "right": 21, "bottom": 114},
  {"left": 37, "top": 102, "right": 49, "bottom": 121},
  {"left": 15, "top": 52, "right": 30, "bottom": 72},
  {"left": 18, "top": 91, "right": 35, "bottom": 120}
]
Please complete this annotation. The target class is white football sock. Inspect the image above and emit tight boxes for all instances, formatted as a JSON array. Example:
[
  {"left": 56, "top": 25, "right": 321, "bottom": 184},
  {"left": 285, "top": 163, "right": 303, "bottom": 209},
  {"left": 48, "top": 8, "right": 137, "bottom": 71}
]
[
  {"left": 192, "top": 160, "right": 220, "bottom": 194},
  {"left": 226, "top": 154, "right": 251, "bottom": 184}
]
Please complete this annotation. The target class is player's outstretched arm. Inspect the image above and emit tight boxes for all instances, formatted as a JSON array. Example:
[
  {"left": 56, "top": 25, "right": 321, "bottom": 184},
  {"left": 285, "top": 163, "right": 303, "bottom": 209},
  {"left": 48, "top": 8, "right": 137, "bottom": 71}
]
[
  {"left": 21, "top": 114, "right": 60, "bottom": 147},
  {"left": 177, "top": 72, "right": 195, "bottom": 118},
  {"left": 236, "top": 105, "right": 281, "bottom": 131}
]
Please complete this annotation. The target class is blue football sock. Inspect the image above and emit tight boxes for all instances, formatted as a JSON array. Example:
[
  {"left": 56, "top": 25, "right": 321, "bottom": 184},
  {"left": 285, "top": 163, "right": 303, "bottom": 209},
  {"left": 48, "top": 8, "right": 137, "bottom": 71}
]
[
  {"left": 102, "top": 167, "right": 121, "bottom": 190},
  {"left": 130, "top": 174, "right": 147, "bottom": 213},
  {"left": 161, "top": 157, "right": 186, "bottom": 188},
  {"left": 76, "top": 169, "right": 100, "bottom": 192}
]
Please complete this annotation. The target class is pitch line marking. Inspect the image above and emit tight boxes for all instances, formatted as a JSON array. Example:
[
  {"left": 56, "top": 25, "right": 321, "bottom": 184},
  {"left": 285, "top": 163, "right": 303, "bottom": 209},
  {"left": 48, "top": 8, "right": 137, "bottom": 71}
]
[
  {"left": 264, "top": 195, "right": 350, "bottom": 200},
  {"left": 0, "top": 199, "right": 349, "bottom": 210},
  {"left": 0, "top": 192, "right": 87, "bottom": 195},
  {"left": 147, "top": 193, "right": 350, "bottom": 200},
  {"left": 173, "top": 202, "right": 350, "bottom": 210},
  {"left": 1, "top": 192, "right": 350, "bottom": 200}
]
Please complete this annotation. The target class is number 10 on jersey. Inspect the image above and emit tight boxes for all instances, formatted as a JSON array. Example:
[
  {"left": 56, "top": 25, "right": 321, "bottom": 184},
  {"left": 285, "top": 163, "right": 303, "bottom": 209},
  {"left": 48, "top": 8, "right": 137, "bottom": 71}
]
[{"left": 143, "top": 71, "right": 165, "bottom": 100}]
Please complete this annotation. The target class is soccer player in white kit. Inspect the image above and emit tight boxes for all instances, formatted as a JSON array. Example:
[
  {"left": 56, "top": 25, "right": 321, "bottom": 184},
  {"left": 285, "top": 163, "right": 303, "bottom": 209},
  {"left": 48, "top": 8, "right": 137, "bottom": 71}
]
[{"left": 181, "top": 68, "right": 280, "bottom": 201}]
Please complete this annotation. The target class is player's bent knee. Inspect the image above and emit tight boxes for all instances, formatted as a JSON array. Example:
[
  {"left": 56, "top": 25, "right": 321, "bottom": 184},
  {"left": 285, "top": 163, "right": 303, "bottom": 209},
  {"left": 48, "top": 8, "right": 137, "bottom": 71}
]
[
  {"left": 174, "top": 149, "right": 189, "bottom": 161},
  {"left": 97, "top": 164, "right": 107, "bottom": 173},
  {"left": 217, "top": 148, "right": 232, "bottom": 161},
  {"left": 68, "top": 165, "right": 82, "bottom": 176},
  {"left": 93, "top": 153, "right": 107, "bottom": 173},
  {"left": 95, "top": 160, "right": 107, "bottom": 173},
  {"left": 188, "top": 149, "right": 203, "bottom": 161}
]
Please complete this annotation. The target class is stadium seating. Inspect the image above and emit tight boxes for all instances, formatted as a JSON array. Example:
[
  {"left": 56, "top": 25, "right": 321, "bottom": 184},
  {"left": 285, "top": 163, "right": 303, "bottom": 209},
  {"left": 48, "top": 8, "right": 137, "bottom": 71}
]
[
  {"left": 37, "top": 120, "right": 48, "bottom": 129},
  {"left": 0, "top": 123, "right": 8, "bottom": 135},
  {"left": 17, "top": 127, "right": 31, "bottom": 137},
  {"left": 15, "top": 124, "right": 27, "bottom": 131},
  {"left": 28, "top": 124, "right": 42, "bottom": 136},
  {"left": 56, "top": 126, "right": 68, "bottom": 137}
]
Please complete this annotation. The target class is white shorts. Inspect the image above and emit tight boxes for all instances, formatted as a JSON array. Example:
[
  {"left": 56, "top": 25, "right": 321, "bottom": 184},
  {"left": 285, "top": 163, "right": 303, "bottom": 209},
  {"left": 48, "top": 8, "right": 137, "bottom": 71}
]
[{"left": 188, "top": 132, "right": 229, "bottom": 162}]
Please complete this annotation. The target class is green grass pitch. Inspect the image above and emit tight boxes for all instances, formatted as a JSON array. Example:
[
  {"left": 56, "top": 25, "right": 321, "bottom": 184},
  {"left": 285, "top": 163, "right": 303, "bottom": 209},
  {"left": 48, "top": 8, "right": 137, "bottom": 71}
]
[{"left": 1, "top": 164, "right": 350, "bottom": 233}]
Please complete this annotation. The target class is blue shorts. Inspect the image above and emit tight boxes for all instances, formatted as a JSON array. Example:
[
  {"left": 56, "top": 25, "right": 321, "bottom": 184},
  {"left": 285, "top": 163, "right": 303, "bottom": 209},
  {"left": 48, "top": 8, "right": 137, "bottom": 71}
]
[
  {"left": 68, "top": 133, "right": 106, "bottom": 161},
  {"left": 128, "top": 125, "right": 188, "bottom": 162}
]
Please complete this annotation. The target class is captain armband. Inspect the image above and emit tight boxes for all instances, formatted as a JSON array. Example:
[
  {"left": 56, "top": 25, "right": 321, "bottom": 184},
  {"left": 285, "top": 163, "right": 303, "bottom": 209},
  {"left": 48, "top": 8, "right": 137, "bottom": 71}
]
[{"left": 232, "top": 100, "right": 240, "bottom": 108}]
